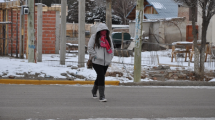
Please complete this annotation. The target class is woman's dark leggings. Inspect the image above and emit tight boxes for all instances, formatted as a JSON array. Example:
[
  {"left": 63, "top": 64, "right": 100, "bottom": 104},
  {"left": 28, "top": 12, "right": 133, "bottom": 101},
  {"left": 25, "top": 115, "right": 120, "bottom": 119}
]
[{"left": 92, "top": 63, "right": 109, "bottom": 86}]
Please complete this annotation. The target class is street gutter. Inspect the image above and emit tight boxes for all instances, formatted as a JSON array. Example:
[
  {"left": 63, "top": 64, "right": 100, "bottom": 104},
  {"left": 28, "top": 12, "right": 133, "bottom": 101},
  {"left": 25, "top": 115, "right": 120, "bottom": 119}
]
[{"left": 0, "top": 79, "right": 120, "bottom": 86}]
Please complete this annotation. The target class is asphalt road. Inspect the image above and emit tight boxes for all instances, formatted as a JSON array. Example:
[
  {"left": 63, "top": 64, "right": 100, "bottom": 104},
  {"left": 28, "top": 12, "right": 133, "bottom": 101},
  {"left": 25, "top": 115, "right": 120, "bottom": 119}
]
[{"left": 0, "top": 84, "right": 215, "bottom": 120}]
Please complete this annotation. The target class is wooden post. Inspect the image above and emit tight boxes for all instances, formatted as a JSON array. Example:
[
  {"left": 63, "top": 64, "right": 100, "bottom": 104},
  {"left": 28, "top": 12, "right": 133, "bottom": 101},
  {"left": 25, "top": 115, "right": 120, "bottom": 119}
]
[
  {"left": 0, "top": 10, "right": 3, "bottom": 56},
  {"left": 2, "top": 10, "right": 5, "bottom": 56},
  {"left": 6, "top": 9, "right": 8, "bottom": 55},
  {"left": 16, "top": 11, "right": 18, "bottom": 58},
  {"left": 106, "top": 0, "right": 112, "bottom": 34},
  {"left": 19, "top": 6, "right": 24, "bottom": 58},
  {"left": 134, "top": 0, "right": 144, "bottom": 82},
  {"left": 78, "top": 0, "right": 85, "bottom": 67},
  {"left": 27, "top": 0, "right": 35, "bottom": 62},
  {"left": 37, "top": 3, "right": 42, "bottom": 62},
  {"left": 212, "top": 16, "right": 215, "bottom": 44},
  {"left": 60, "top": 0, "right": 67, "bottom": 65},
  {"left": 26, "top": 15, "right": 28, "bottom": 59},
  {"left": 11, "top": 9, "right": 13, "bottom": 57},
  {"left": 121, "top": 32, "right": 124, "bottom": 49}
]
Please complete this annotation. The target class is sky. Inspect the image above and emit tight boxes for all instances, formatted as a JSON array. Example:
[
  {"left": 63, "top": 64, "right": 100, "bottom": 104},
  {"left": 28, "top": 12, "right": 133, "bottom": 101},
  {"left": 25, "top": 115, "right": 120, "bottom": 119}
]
[{"left": 0, "top": 0, "right": 17, "bottom": 2}]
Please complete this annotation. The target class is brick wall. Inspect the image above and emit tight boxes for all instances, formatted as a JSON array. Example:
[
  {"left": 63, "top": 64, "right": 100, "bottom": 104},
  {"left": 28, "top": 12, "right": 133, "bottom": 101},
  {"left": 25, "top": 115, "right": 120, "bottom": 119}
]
[
  {"left": 40, "top": 11, "right": 56, "bottom": 54},
  {"left": 7, "top": 9, "right": 56, "bottom": 54}
]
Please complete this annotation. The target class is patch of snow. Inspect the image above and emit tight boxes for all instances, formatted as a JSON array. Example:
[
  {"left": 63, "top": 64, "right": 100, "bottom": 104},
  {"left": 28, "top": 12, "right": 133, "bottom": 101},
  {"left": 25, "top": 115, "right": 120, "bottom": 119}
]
[
  {"left": 209, "top": 78, "right": 215, "bottom": 82},
  {"left": 112, "top": 32, "right": 121, "bottom": 34},
  {"left": 112, "top": 25, "right": 129, "bottom": 28},
  {"left": 0, "top": 0, "right": 15, "bottom": 2},
  {"left": 145, "top": 37, "right": 149, "bottom": 39},
  {"left": 172, "top": 41, "right": 193, "bottom": 45},
  {"left": 166, "top": 18, "right": 172, "bottom": 21},
  {"left": 66, "top": 43, "right": 78, "bottom": 46}
]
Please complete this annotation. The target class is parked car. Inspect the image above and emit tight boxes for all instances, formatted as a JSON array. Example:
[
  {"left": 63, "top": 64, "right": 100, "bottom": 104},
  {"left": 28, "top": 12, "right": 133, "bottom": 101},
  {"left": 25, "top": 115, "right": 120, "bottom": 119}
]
[{"left": 112, "top": 32, "right": 131, "bottom": 48}]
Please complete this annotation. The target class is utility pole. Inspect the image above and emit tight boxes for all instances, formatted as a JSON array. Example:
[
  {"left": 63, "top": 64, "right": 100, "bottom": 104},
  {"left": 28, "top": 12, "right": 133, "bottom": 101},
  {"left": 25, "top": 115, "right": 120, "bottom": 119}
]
[
  {"left": 134, "top": 0, "right": 144, "bottom": 82},
  {"left": 60, "top": 0, "right": 67, "bottom": 65},
  {"left": 27, "top": 0, "right": 35, "bottom": 63},
  {"left": 37, "top": 3, "right": 42, "bottom": 62},
  {"left": 78, "top": 0, "right": 85, "bottom": 67},
  {"left": 106, "top": 0, "right": 112, "bottom": 34}
]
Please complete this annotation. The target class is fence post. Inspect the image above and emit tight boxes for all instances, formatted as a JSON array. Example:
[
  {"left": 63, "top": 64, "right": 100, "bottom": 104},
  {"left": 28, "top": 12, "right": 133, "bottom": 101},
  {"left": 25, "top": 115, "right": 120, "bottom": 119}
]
[
  {"left": 60, "top": 0, "right": 67, "bottom": 65},
  {"left": 37, "top": 3, "right": 42, "bottom": 62},
  {"left": 55, "top": 11, "right": 60, "bottom": 54},
  {"left": 78, "top": 0, "right": 86, "bottom": 67}
]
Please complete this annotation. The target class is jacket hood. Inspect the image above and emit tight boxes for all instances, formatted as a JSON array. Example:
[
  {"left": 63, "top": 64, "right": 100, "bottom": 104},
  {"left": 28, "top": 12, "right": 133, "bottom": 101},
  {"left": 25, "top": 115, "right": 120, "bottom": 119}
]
[{"left": 96, "top": 23, "right": 110, "bottom": 35}]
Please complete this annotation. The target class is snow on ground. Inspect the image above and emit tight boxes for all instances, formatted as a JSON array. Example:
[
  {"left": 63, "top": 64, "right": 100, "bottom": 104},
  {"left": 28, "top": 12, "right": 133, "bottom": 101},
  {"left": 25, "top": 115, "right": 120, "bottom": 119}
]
[
  {"left": 0, "top": 50, "right": 215, "bottom": 83},
  {"left": 0, "top": 0, "right": 15, "bottom": 2},
  {"left": 209, "top": 78, "right": 215, "bottom": 82}
]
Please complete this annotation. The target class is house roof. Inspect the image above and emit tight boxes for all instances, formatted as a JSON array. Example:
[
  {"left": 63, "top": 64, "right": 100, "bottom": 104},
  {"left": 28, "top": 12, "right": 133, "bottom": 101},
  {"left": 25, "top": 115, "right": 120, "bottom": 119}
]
[{"left": 126, "top": 0, "right": 178, "bottom": 20}]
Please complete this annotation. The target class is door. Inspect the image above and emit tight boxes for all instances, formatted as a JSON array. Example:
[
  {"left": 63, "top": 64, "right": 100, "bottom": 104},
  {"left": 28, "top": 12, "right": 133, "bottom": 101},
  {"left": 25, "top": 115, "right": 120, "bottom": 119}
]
[{"left": 186, "top": 25, "right": 198, "bottom": 42}]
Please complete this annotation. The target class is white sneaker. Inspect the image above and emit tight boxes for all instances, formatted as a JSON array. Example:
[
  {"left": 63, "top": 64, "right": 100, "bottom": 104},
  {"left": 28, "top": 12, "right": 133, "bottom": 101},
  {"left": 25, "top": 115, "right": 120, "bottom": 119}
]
[{"left": 99, "top": 97, "right": 107, "bottom": 102}]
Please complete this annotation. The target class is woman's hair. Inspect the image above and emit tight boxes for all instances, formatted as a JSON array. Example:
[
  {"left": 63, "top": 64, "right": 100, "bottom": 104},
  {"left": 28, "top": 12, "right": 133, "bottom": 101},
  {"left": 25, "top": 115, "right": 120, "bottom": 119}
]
[{"left": 95, "top": 30, "right": 112, "bottom": 48}]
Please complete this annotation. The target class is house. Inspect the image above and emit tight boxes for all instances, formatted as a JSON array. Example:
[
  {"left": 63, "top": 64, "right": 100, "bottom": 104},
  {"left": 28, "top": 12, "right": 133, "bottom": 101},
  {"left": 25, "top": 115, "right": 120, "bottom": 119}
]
[
  {"left": 126, "top": 0, "right": 192, "bottom": 50},
  {"left": 127, "top": 0, "right": 178, "bottom": 20}
]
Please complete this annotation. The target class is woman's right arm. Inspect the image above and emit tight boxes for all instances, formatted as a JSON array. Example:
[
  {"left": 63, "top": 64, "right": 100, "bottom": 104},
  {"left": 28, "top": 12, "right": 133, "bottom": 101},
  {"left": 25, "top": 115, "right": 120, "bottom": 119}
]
[{"left": 88, "top": 34, "right": 96, "bottom": 58}]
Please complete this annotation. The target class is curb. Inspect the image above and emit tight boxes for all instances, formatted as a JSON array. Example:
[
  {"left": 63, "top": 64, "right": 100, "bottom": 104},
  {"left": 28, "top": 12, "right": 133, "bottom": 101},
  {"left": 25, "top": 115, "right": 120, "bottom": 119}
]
[
  {"left": 1, "top": 79, "right": 215, "bottom": 86},
  {"left": 120, "top": 81, "right": 215, "bottom": 86},
  {"left": 0, "top": 79, "right": 120, "bottom": 86}
]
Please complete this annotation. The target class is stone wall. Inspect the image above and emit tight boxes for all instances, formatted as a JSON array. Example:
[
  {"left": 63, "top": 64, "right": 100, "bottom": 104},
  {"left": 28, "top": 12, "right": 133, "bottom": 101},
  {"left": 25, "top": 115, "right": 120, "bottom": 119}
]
[
  {"left": 178, "top": 6, "right": 191, "bottom": 25},
  {"left": 129, "top": 18, "right": 187, "bottom": 51}
]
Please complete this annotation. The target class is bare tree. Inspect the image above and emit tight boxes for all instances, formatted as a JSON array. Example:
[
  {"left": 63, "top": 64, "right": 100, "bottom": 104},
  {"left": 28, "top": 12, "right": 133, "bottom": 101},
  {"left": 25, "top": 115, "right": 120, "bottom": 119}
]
[
  {"left": 94, "top": 0, "right": 135, "bottom": 24},
  {"left": 94, "top": 0, "right": 106, "bottom": 7},
  {"left": 112, "top": 0, "right": 136, "bottom": 24},
  {"left": 174, "top": 0, "right": 215, "bottom": 80},
  {"left": 198, "top": 0, "right": 215, "bottom": 80}
]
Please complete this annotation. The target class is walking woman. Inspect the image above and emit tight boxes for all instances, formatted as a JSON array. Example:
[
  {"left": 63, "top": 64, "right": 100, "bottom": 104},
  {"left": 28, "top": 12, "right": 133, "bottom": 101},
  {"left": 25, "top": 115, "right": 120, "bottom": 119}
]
[{"left": 88, "top": 23, "right": 114, "bottom": 102}]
